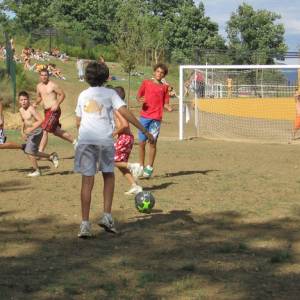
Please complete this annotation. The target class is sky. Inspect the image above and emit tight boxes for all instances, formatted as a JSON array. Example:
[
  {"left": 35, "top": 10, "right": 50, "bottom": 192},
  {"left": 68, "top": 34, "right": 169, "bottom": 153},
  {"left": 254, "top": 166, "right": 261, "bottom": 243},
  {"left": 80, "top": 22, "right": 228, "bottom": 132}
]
[{"left": 196, "top": 0, "right": 300, "bottom": 52}]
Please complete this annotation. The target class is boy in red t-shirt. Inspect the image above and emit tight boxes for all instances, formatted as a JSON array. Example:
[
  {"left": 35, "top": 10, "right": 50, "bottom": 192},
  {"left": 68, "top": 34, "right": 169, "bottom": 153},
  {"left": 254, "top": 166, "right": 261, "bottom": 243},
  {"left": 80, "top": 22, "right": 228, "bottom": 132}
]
[{"left": 136, "top": 63, "right": 172, "bottom": 178}]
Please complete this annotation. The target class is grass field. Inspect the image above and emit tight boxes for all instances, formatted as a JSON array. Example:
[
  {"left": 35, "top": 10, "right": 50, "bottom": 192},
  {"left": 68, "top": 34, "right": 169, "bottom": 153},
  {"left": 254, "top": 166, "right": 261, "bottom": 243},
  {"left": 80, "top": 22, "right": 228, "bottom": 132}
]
[{"left": 1, "top": 58, "right": 300, "bottom": 299}]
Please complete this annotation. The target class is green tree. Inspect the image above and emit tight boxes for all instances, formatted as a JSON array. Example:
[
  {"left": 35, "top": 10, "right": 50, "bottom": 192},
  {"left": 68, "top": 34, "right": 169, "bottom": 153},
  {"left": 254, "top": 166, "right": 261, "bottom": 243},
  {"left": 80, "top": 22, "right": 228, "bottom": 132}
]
[
  {"left": 115, "top": 0, "right": 143, "bottom": 105},
  {"left": 145, "top": 0, "right": 190, "bottom": 17},
  {"left": 168, "top": 2, "right": 225, "bottom": 63},
  {"left": 1, "top": 0, "right": 53, "bottom": 32},
  {"left": 226, "top": 3, "right": 287, "bottom": 64}
]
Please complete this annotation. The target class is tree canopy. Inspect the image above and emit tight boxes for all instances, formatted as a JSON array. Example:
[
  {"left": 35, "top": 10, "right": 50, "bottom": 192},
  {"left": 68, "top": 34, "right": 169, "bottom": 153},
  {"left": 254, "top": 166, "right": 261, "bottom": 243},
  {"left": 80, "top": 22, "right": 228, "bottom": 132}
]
[
  {"left": 226, "top": 3, "right": 287, "bottom": 64},
  {"left": 0, "top": 1, "right": 287, "bottom": 65}
]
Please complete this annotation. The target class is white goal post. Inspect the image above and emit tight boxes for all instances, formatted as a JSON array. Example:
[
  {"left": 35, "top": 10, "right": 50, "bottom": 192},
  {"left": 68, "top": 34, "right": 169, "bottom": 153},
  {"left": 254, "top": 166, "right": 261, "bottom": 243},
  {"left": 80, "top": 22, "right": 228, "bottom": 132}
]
[{"left": 179, "top": 64, "right": 300, "bottom": 142}]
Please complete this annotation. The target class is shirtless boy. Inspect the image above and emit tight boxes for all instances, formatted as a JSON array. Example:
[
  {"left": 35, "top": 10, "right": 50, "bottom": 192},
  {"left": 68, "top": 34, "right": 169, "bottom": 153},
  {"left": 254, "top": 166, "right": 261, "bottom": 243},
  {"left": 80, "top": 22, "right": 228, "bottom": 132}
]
[
  {"left": 0, "top": 91, "right": 59, "bottom": 177},
  {"left": 35, "top": 69, "right": 76, "bottom": 151}
]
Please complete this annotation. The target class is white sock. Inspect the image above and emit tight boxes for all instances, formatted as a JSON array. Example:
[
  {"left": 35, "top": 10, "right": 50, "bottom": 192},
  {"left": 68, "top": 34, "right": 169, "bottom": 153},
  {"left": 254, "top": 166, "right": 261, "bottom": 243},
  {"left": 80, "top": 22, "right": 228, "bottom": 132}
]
[{"left": 82, "top": 220, "right": 90, "bottom": 226}]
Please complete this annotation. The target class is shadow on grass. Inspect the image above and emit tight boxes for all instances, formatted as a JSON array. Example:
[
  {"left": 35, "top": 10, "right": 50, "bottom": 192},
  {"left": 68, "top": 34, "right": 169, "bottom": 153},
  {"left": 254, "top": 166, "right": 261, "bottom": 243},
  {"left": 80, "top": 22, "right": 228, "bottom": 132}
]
[
  {"left": 3, "top": 166, "right": 51, "bottom": 173},
  {"left": 46, "top": 170, "right": 74, "bottom": 176},
  {"left": 0, "top": 180, "right": 31, "bottom": 192},
  {"left": 158, "top": 169, "right": 218, "bottom": 178},
  {"left": 1, "top": 211, "right": 300, "bottom": 299},
  {"left": 143, "top": 182, "right": 176, "bottom": 191}
]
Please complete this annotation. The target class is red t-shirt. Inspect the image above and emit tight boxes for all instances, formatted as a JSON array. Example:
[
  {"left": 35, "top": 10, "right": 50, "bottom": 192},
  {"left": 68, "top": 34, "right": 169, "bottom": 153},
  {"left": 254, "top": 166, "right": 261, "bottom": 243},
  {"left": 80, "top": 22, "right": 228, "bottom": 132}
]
[{"left": 137, "top": 80, "right": 170, "bottom": 121}]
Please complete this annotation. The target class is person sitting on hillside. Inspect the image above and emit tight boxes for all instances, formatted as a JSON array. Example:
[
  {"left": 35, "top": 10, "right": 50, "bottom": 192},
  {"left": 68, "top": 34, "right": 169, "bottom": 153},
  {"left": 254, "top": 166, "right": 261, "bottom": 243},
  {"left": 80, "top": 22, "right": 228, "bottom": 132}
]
[{"left": 48, "top": 64, "right": 66, "bottom": 80}]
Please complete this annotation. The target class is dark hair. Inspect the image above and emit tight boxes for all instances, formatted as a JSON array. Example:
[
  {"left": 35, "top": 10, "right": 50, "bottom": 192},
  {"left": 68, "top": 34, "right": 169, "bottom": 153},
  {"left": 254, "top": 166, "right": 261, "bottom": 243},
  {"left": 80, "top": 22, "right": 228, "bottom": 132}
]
[
  {"left": 153, "top": 63, "right": 168, "bottom": 76},
  {"left": 85, "top": 62, "right": 109, "bottom": 87},
  {"left": 18, "top": 91, "right": 29, "bottom": 98},
  {"left": 114, "top": 86, "right": 126, "bottom": 100},
  {"left": 40, "top": 68, "right": 49, "bottom": 75}
]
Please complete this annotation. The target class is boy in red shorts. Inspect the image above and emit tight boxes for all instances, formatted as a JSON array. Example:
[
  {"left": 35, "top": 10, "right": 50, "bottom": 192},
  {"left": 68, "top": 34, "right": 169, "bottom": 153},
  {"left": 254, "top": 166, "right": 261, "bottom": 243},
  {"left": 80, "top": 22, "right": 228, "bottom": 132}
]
[
  {"left": 35, "top": 69, "right": 76, "bottom": 152},
  {"left": 113, "top": 86, "right": 142, "bottom": 195}
]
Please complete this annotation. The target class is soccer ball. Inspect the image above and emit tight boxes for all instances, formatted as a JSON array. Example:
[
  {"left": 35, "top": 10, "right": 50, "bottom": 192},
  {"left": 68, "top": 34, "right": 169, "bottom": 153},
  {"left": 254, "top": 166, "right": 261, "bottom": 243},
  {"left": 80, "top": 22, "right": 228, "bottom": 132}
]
[{"left": 135, "top": 191, "right": 155, "bottom": 214}]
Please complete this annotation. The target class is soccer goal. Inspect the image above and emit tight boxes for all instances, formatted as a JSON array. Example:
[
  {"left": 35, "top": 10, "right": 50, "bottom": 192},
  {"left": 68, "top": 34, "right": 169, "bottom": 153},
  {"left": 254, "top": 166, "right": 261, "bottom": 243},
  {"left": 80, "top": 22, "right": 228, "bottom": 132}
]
[{"left": 179, "top": 65, "right": 300, "bottom": 143}]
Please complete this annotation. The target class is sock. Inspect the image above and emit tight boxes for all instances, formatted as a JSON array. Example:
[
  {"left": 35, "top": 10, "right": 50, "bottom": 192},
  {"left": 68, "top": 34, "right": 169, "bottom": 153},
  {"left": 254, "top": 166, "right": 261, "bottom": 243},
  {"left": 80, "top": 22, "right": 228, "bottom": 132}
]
[{"left": 82, "top": 220, "right": 90, "bottom": 226}]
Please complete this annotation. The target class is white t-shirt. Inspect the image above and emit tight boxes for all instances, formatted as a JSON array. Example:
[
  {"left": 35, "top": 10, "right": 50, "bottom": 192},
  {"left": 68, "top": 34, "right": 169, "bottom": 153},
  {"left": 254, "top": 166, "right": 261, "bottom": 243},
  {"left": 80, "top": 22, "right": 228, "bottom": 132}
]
[{"left": 75, "top": 86, "right": 125, "bottom": 145}]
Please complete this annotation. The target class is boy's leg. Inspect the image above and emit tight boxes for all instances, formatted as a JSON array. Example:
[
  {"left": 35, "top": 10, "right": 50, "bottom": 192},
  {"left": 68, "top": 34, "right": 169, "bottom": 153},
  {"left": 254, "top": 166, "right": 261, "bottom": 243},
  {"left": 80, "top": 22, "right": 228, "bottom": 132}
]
[
  {"left": 35, "top": 151, "right": 59, "bottom": 168},
  {"left": 98, "top": 172, "right": 117, "bottom": 233},
  {"left": 102, "top": 172, "right": 114, "bottom": 214},
  {"left": 81, "top": 175, "right": 95, "bottom": 221},
  {"left": 139, "top": 141, "right": 146, "bottom": 167},
  {"left": 27, "top": 154, "right": 41, "bottom": 177},
  {"left": 0, "top": 142, "right": 22, "bottom": 149},
  {"left": 148, "top": 142, "right": 157, "bottom": 167},
  {"left": 143, "top": 120, "right": 160, "bottom": 177},
  {"left": 54, "top": 127, "right": 75, "bottom": 144},
  {"left": 39, "top": 130, "right": 48, "bottom": 152}
]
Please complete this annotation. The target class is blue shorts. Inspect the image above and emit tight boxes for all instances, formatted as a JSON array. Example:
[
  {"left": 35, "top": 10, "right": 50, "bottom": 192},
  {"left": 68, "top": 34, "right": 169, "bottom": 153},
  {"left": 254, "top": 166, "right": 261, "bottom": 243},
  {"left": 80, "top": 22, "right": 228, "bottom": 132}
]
[{"left": 138, "top": 117, "right": 161, "bottom": 142}]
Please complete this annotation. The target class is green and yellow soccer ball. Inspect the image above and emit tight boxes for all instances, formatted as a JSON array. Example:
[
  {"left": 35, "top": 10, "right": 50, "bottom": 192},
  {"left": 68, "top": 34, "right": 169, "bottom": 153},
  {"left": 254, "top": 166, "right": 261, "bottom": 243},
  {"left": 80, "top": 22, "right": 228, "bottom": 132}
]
[{"left": 135, "top": 191, "right": 155, "bottom": 214}]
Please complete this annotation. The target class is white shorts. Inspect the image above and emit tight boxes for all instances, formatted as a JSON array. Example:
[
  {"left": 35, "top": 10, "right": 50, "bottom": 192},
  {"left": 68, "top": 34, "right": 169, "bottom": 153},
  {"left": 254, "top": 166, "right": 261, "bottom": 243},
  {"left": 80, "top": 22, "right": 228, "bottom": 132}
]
[{"left": 74, "top": 144, "right": 115, "bottom": 176}]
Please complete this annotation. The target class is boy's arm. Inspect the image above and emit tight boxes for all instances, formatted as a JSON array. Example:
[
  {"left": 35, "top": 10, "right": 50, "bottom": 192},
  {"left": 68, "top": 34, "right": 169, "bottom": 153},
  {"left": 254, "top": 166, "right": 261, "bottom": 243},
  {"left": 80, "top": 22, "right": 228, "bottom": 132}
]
[
  {"left": 19, "top": 112, "right": 27, "bottom": 140},
  {"left": 51, "top": 83, "right": 65, "bottom": 111},
  {"left": 137, "top": 81, "right": 145, "bottom": 103},
  {"left": 24, "top": 107, "right": 43, "bottom": 134},
  {"left": 113, "top": 110, "right": 129, "bottom": 136},
  {"left": 118, "top": 106, "right": 154, "bottom": 143},
  {"left": 163, "top": 86, "right": 172, "bottom": 112},
  {"left": 35, "top": 85, "right": 43, "bottom": 107},
  {"left": 76, "top": 116, "right": 81, "bottom": 129}
]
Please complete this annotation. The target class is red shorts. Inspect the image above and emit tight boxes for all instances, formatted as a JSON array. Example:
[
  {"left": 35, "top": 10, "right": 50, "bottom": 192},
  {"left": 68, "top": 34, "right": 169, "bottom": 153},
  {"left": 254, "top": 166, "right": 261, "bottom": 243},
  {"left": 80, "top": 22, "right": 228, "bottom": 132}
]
[
  {"left": 114, "top": 134, "right": 134, "bottom": 162},
  {"left": 42, "top": 108, "right": 61, "bottom": 133}
]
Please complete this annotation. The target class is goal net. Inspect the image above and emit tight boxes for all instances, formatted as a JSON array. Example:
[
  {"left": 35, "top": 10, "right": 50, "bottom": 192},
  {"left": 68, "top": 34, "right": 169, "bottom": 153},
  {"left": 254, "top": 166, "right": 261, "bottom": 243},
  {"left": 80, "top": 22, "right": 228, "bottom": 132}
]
[{"left": 179, "top": 65, "right": 300, "bottom": 143}]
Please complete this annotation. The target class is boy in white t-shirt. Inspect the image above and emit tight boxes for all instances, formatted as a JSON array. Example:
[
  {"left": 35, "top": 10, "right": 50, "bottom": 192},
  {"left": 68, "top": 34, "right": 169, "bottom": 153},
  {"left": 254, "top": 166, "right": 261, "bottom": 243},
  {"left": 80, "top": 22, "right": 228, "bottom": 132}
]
[{"left": 75, "top": 62, "right": 154, "bottom": 238}]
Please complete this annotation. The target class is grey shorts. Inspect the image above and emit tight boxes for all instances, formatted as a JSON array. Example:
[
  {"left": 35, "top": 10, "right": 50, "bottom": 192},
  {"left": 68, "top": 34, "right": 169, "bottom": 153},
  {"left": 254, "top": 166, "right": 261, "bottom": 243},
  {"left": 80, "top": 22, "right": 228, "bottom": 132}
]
[
  {"left": 74, "top": 144, "right": 115, "bottom": 176},
  {"left": 24, "top": 128, "right": 43, "bottom": 155}
]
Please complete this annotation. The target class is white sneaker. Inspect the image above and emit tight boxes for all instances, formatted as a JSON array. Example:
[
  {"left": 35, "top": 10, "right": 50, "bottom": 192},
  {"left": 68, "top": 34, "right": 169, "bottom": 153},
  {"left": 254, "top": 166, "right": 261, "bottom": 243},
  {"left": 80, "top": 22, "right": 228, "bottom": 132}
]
[
  {"left": 128, "top": 163, "right": 142, "bottom": 180},
  {"left": 50, "top": 152, "right": 59, "bottom": 168},
  {"left": 98, "top": 214, "right": 117, "bottom": 234},
  {"left": 27, "top": 169, "right": 41, "bottom": 177},
  {"left": 129, "top": 163, "right": 144, "bottom": 179},
  {"left": 78, "top": 221, "right": 92, "bottom": 238},
  {"left": 124, "top": 184, "right": 143, "bottom": 195}
]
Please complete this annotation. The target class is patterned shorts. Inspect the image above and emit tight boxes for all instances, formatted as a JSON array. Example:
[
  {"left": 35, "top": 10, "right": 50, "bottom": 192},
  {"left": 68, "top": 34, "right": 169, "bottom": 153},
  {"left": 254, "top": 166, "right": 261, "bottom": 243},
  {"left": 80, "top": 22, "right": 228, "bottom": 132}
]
[
  {"left": 42, "top": 108, "right": 61, "bottom": 133},
  {"left": 114, "top": 134, "right": 134, "bottom": 162}
]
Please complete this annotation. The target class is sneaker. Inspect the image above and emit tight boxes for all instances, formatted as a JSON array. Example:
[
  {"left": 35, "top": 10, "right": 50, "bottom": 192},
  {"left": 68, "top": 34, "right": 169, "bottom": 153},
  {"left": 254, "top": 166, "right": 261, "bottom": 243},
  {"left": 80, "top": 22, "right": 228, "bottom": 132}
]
[
  {"left": 0, "top": 129, "right": 6, "bottom": 144},
  {"left": 27, "top": 169, "right": 41, "bottom": 177},
  {"left": 98, "top": 214, "right": 117, "bottom": 234},
  {"left": 124, "top": 184, "right": 143, "bottom": 195},
  {"left": 78, "top": 222, "right": 92, "bottom": 238},
  {"left": 143, "top": 165, "right": 153, "bottom": 178},
  {"left": 128, "top": 163, "right": 143, "bottom": 180},
  {"left": 50, "top": 152, "right": 59, "bottom": 168}
]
